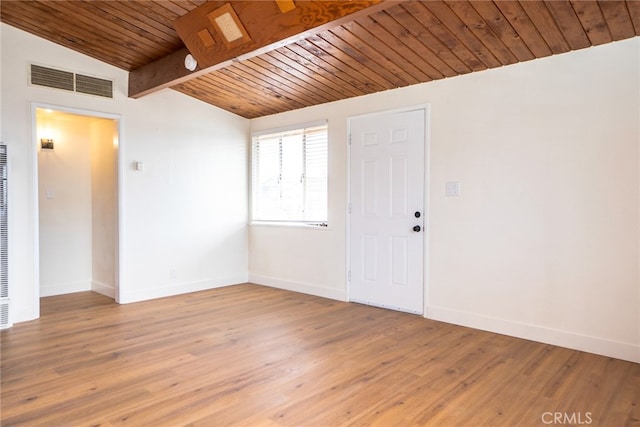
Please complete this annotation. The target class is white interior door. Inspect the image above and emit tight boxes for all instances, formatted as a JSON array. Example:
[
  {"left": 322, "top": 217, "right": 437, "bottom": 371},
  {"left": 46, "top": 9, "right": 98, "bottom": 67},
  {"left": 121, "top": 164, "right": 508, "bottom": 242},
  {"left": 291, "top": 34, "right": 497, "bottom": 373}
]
[{"left": 349, "top": 108, "right": 425, "bottom": 314}]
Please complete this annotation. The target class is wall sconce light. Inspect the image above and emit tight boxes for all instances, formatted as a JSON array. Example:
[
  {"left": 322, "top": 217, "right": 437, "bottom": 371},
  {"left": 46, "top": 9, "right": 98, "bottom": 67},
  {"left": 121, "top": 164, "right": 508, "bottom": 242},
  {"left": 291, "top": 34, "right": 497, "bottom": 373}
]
[{"left": 41, "top": 138, "right": 54, "bottom": 150}]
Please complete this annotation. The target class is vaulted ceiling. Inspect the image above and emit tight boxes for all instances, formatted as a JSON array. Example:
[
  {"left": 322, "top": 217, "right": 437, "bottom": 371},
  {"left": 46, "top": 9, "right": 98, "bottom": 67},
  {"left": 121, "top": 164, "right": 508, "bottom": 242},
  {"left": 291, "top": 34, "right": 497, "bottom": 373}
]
[{"left": 2, "top": 1, "right": 639, "bottom": 119}]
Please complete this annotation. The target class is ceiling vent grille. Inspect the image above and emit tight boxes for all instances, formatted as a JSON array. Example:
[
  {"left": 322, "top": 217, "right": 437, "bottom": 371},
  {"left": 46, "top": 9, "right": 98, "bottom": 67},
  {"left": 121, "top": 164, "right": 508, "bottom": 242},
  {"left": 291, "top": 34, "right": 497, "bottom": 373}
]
[
  {"left": 76, "top": 74, "right": 113, "bottom": 98},
  {"left": 31, "top": 64, "right": 74, "bottom": 91},
  {"left": 30, "top": 64, "right": 113, "bottom": 99}
]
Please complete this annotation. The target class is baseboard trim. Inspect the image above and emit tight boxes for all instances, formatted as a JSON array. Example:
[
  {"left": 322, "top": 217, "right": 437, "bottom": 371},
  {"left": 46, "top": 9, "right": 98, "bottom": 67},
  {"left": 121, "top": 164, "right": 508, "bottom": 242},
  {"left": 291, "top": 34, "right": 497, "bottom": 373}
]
[
  {"left": 41, "top": 280, "right": 91, "bottom": 297},
  {"left": 427, "top": 305, "right": 640, "bottom": 363},
  {"left": 249, "top": 274, "right": 347, "bottom": 302},
  {"left": 91, "top": 280, "right": 115, "bottom": 298},
  {"left": 118, "top": 274, "right": 249, "bottom": 304}
]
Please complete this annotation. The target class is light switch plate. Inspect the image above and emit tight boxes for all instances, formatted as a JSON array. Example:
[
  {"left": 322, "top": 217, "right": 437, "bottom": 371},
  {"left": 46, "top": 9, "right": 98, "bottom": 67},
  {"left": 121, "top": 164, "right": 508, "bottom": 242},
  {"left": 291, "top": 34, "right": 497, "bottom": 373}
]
[{"left": 445, "top": 181, "right": 460, "bottom": 197}]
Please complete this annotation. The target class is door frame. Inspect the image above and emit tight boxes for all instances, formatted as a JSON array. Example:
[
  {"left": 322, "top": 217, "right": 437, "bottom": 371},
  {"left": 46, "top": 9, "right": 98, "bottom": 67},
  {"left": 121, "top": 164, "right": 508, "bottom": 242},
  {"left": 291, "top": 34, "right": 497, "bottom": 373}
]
[
  {"left": 30, "top": 102, "right": 124, "bottom": 314},
  {"left": 346, "top": 104, "right": 431, "bottom": 316}
]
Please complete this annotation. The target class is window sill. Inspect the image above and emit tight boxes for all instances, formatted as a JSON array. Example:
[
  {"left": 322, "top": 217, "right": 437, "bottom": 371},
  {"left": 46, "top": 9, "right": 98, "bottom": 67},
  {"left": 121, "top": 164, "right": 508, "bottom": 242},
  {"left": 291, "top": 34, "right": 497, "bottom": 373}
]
[{"left": 250, "top": 221, "right": 329, "bottom": 230}]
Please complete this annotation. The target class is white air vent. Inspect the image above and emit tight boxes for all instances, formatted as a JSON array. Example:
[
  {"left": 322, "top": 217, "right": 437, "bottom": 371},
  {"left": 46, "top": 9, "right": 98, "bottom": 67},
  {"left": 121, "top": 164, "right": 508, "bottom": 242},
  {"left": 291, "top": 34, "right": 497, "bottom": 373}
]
[
  {"left": 0, "top": 299, "right": 9, "bottom": 330},
  {"left": 30, "top": 64, "right": 114, "bottom": 99},
  {"left": 0, "top": 145, "right": 8, "bottom": 329}
]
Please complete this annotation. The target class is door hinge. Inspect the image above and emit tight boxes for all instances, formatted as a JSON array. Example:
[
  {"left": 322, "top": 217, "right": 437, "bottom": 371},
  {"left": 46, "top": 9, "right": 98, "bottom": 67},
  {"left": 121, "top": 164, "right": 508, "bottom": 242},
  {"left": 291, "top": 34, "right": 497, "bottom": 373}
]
[
  {"left": 348, "top": 134, "right": 352, "bottom": 145},
  {"left": 348, "top": 203, "right": 352, "bottom": 214},
  {"left": 348, "top": 270, "right": 351, "bottom": 282}
]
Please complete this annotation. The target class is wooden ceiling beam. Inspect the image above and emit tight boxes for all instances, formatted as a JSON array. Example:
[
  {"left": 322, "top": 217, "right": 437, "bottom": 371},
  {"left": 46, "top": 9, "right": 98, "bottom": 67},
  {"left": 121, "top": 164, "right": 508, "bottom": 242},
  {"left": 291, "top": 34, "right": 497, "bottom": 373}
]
[{"left": 128, "top": 0, "right": 401, "bottom": 98}]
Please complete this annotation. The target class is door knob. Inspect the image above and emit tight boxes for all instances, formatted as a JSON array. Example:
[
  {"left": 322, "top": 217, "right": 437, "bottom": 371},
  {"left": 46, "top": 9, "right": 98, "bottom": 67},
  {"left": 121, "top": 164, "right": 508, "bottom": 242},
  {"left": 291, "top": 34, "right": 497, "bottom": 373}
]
[{"left": 413, "top": 225, "right": 421, "bottom": 232}]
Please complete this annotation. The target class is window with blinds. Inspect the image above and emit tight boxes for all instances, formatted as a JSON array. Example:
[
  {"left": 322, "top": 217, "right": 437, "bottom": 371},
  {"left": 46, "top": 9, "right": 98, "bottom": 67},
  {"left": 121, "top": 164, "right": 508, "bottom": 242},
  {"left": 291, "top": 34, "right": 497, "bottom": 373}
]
[{"left": 252, "top": 122, "right": 328, "bottom": 224}]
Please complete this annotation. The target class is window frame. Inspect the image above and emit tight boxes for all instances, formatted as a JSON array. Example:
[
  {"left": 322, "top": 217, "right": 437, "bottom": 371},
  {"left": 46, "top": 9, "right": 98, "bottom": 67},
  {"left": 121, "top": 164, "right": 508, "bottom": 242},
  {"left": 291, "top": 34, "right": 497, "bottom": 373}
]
[{"left": 250, "top": 120, "right": 329, "bottom": 228}]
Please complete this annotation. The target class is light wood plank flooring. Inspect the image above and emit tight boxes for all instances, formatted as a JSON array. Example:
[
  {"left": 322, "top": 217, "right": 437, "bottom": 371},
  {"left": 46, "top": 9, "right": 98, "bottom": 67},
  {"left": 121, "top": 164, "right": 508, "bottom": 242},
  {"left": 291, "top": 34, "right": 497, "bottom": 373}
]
[{"left": 1, "top": 284, "right": 638, "bottom": 426}]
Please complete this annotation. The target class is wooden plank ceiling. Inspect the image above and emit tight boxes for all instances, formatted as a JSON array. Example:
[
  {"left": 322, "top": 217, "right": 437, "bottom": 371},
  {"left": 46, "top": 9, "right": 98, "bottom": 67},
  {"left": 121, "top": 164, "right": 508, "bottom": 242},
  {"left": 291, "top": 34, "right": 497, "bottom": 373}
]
[{"left": 2, "top": 1, "right": 639, "bottom": 119}]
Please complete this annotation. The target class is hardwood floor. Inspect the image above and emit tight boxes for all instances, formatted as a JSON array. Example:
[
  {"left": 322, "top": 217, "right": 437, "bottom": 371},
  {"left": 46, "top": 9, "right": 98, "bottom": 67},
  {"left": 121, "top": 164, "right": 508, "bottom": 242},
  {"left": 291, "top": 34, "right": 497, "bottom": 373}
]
[{"left": 1, "top": 284, "right": 638, "bottom": 426}]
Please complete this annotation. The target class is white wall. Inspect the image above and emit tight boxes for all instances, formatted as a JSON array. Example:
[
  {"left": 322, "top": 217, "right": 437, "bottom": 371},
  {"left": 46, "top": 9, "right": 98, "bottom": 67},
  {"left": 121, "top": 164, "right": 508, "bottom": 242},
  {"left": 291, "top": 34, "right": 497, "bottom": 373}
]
[
  {"left": 1, "top": 23, "right": 250, "bottom": 321},
  {"left": 91, "top": 117, "right": 118, "bottom": 298},
  {"left": 250, "top": 39, "right": 640, "bottom": 363},
  {"left": 37, "top": 110, "right": 93, "bottom": 296},
  {"left": 120, "top": 90, "right": 250, "bottom": 303}
]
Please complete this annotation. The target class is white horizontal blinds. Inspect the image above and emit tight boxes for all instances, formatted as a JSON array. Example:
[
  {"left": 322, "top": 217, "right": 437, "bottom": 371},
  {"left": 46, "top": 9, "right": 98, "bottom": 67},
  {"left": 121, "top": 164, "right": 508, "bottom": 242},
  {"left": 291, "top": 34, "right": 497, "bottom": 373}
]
[
  {"left": 254, "top": 133, "right": 281, "bottom": 220},
  {"left": 280, "top": 131, "right": 304, "bottom": 220},
  {"left": 303, "top": 125, "right": 328, "bottom": 221},
  {"left": 253, "top": 123, "right": 328, "bottom": 222}
]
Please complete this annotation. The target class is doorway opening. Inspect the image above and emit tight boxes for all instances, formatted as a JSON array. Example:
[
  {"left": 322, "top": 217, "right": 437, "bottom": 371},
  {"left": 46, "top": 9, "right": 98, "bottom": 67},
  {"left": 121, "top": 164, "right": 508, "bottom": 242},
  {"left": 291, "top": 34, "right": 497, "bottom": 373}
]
[{"left": 35, "top": 106, "right": 120, "bottom": 304}]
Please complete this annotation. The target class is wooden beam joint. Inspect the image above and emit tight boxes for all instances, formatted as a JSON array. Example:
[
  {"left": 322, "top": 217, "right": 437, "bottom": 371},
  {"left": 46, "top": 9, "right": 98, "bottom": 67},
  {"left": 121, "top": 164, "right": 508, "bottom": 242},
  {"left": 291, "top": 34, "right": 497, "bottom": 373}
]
[{"left": 129, "top": 0, "right": 402, "bottom": 99}]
